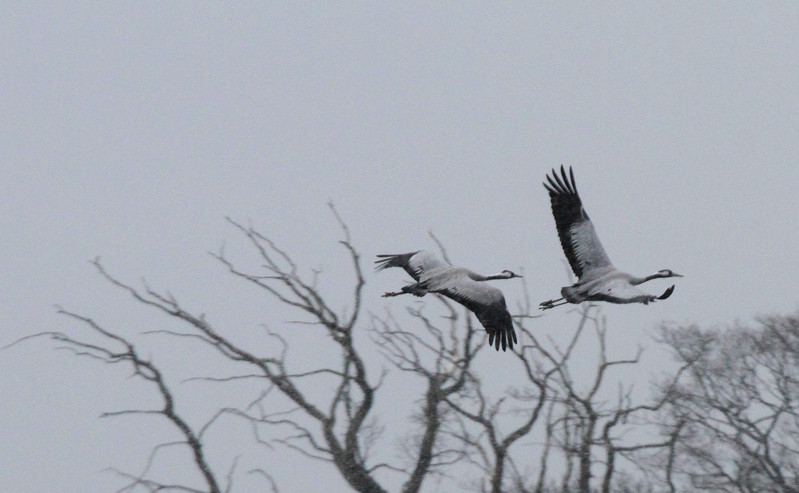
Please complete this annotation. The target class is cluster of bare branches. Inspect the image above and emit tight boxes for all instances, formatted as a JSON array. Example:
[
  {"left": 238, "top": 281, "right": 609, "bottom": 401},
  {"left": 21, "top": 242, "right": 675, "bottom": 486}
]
[
  {"left": 17, "top": 208, "right": 794, "bottom": 492},
  {"left": 20, "top": 207, "right": 388, "bottom": 492},
  {"left": 650, "top": 315, "right": 799, "bottom": 492}
]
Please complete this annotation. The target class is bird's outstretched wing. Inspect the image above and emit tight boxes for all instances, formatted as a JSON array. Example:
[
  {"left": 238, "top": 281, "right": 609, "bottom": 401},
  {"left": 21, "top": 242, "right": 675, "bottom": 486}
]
[
  {"left": 375, "top": 250, "right": 448, "bottom": 280},
  {"left": 587, "top": 278, "right": 675, "bottom": 305},
  {"left": 439, "top": 280, "right": 517, "bottom": 351},
  {"left": 544, "top": 166, "right": 613, "bottom": 279},
  {"left": 376, "top": 251, "right": 516, "bottom": 351}
]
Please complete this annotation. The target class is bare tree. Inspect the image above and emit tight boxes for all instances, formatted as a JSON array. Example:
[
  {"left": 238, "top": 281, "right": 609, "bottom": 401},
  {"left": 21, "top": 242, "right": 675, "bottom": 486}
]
[
  {"left": 14, "top": 207, "right": 692, "bottom": 492},
  {"left": 651, "top": 315, "right": 799, "bottom": 493},
  {"left": 22, "top": 207, "right": 392, "bottom": 492},
  {"left": 372, "top": 277, "right": 685, "bottom": 493},
  {"left": 505, "top": 309, "right": 687, "bottom": 493}
]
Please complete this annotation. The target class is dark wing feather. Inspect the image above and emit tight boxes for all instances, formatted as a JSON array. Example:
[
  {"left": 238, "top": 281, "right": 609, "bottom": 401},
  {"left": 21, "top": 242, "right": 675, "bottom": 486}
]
[
  {"left": 375, "top": 250, "right": 447, "bottom": 280},
  {"left": 543, "top": 166, "right": 613, "bottom": 279},
  {"left": 658, "top": 285, "right": 676, "bottom": 300},
  {"left": 439, "top": 282, "right": 517, "bottom": 352}
]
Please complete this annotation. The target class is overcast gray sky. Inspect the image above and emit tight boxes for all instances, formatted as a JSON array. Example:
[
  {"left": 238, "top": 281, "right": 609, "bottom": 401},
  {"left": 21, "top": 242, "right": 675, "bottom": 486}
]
[{"left": 3, "top": 3, "right": 799, "bottom": 492}]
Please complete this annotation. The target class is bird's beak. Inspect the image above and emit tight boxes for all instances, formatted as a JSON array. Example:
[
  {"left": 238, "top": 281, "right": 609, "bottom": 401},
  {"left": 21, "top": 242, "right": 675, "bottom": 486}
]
[
  {"left": 673, "top": 273, "right": 684, "bottom": 277},
  {"left": 515, "top": 274, "right": 523, "bottom": 278}
]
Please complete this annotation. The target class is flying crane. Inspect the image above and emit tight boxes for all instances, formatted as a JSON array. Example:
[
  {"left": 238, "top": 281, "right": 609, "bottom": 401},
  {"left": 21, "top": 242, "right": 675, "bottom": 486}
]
[
  {"left": 540, "top": 166, "right": 683, "bottom": 310},
  {"left": 376, "top": 250, "right": 521, "bottom": 351}
]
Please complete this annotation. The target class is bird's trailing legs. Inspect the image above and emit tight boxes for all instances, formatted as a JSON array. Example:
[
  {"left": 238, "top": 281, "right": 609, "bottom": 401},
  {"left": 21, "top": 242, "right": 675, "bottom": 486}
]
[
  {"left": 382, "top": 285, "right": 427, "bottom": 298},
  {"left": 539, "top": 297, "right": 569, "bottom": 310}
]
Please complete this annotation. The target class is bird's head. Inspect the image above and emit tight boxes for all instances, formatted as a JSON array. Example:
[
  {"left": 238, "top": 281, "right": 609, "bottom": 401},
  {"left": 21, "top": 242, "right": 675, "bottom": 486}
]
[
  {"left": 655, "top": 269, "right": 683, "bottom": 279},
  {"left": 500, "top": 270, "right": 523, "bottom": 279}
]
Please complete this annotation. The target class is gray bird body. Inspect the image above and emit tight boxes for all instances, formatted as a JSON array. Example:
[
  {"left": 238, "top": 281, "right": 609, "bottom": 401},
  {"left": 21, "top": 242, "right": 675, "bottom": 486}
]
[
  {"left": 540, "top": 166, "right": 682, "bottom": 310},
  {"left": 376, "top": 250, "right": 520, "bottom": 351}
]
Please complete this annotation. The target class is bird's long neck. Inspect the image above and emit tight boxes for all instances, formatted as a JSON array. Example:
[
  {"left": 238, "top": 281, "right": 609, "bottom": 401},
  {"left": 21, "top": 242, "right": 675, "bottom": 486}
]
[
  {"left": 483, "top": 272, "right": 511, "bottom": 281},
  {"left": 629, "top": 273, "right": 664, "bottom": 286},
  {"left": 467, "top": 272, "right": 490, "bottom": 281}
]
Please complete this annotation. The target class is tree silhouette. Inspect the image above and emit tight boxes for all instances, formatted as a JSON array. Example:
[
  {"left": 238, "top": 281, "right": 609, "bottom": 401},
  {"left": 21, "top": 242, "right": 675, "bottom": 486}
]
[
  {"left": 650, "top": 315, "right": 799, "bottom": 493},
  {"left": 18, "top": 207, "right": 696, "bottom": 492}
]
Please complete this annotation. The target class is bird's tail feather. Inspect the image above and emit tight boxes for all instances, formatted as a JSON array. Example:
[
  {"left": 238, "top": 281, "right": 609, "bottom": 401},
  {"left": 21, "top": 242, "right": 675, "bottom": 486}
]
[{"left": 374, "top": 252, "right": 419, "bottom": 271}]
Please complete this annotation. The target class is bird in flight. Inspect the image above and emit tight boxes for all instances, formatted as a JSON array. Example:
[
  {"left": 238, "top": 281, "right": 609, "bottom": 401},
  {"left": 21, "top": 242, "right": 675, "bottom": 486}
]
[
  {"left": 540, "top": 166, "right": 682, "bottom": 310},
  {"left": 376, "top": 250, "right": 521, "bottom": 351}
]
